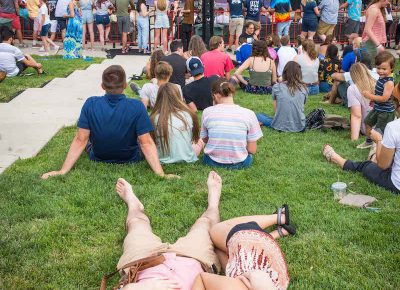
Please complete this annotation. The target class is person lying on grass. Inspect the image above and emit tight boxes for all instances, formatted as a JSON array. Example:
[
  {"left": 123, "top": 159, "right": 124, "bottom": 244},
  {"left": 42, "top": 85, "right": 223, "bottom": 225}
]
[
  {"left": 323, "top": 119, "right": 400, "bottom": 194},
  {"left": 42, "top": 65, "right": 178, "bottom": 179},
  {"left": 0, "top": 26, "right": 43, "bottom": 77},
  {"left": 150, "top": 82, "right": 204, "bottom": 163},
  {"left": 200, "top": 78, "right": 263, "bottom": 169},
  {"left": 191, "top": 204, "right": 296, "bottom": 290},
  {"left": 256, "top": 61, "right": 308, "bottom": 133}
]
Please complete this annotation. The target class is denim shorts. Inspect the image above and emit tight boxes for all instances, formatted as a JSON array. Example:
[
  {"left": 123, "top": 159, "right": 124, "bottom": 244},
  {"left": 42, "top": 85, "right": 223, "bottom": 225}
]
[
  {"left": 40, "top": 23, "right": 51, "bottom": 36},
  {"left": 256, "top": 113, "right": 273, "bottom": 127},
  {"left": 307, "top": 84, "right": 320, "bottom": 95},
  {"left": 154, "top": 12, "right": 170, "bottom": 29},
  {"left": 82, "top": 9, "right": 94, "bottom": 23},
  {"left": 319, "top": 81, "right": 332, "bottom": 93},
  {"left": 96, "top": 14, "right": 110, "bottom": 26},
  {"left": 302, "top": 18, "right": 318, "bottom": 32},
  {"left": 203, "top": 154, "right": 253, "bottom": 170}
]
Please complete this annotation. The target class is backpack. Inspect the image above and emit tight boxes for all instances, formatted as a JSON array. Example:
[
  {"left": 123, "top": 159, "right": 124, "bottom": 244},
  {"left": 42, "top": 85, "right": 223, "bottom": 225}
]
[{"left": 305, "top": 108, "right": 325, "bottom": 130}]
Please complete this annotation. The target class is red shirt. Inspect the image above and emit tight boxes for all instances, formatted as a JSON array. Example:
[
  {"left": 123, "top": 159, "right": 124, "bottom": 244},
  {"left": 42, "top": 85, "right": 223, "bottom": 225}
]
[{"left": 201, "top": 49, "right": 234, "bottom": 78}]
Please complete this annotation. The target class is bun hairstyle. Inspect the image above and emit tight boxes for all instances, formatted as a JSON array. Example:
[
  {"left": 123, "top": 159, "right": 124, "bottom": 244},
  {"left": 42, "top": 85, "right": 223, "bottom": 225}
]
[{"left": 211, "top": 78, "right": 236, "bottom": 97}]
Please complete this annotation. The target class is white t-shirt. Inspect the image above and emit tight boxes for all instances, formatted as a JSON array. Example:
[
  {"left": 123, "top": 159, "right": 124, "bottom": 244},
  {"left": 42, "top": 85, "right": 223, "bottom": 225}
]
[
  {"left": 0, "top": 43, "right": 25, "bottom": 77},
  {"left": 39, "top": 4, "right": 51, "bottom": 25},
  {"left": 55, "top": 0, "right": 70, "bottom": 17},
  {"left": 277, "top": 46, "right": 297, "bottom": 76},
  {"left": 382, "top": 119, "right": 400, "bottom": 190},
  {"left": 140, "top": 82, "right": 183, "bottom": 108}
]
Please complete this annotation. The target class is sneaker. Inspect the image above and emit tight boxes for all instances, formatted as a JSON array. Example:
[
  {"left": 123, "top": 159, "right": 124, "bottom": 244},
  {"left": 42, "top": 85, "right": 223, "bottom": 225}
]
[
  {"left": 130, "top": 82, "right": 141, "bottom": 95},
  {"left": 32, "top": 43, "right": 42, "bottom": 48},
  {"left": 356, "top": 140, "right": 373, "bottom": 149},
  {"left": 39, "top": 46, "right": 45, "bottom": 52}
]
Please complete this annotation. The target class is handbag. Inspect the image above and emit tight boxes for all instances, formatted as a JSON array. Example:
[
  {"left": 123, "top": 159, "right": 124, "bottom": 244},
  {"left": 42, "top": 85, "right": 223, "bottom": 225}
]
[{"left": 110, "top": 13, "right": 117, "bottom": 22}]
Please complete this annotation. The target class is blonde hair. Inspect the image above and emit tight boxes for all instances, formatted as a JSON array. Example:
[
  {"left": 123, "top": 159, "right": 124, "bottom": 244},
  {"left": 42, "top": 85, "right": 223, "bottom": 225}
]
[
  {"left": 156, "top": 0, "right": 167, "bottom": 11},
  {"left": 350, "top": 63, "right": 376, "bottom": 98},
  {"left": 352, "top": 37, "right": 362, "bottom": 48}
]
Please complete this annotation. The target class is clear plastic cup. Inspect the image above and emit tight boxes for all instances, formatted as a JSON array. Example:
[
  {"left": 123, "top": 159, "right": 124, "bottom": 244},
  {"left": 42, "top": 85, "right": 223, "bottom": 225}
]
[{"left": 331, "top": 182, "right": 347, "bottom": 200}]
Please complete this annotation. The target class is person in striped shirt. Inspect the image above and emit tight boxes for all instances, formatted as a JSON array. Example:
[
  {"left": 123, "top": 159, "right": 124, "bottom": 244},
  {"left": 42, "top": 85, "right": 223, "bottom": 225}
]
[
  {"left": 361, "top": 51, "right": 396, "bottom": 149},
  {"left": 200, "top": 78, "right": 263, "bottom": 169}
]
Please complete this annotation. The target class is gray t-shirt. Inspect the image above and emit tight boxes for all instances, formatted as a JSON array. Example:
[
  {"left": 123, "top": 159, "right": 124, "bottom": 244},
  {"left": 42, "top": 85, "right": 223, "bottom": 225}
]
[
  {"left": 0, "top": 0, "right": 17, "bottom": 14},
  {"left": 319, "top": 0, "right": 339, "bottom": 24},
  {"left": 271, "top": 83, "right": 308, "bottom": 132},
  {"left": 0, "top": 43, "right": 25, "bottom": 77}
]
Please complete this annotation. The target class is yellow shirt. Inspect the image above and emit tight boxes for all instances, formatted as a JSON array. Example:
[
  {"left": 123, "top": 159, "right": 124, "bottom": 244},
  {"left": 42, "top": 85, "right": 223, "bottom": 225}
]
[{"left": 27, "top": 0, "right": 40, "bottom": 18}]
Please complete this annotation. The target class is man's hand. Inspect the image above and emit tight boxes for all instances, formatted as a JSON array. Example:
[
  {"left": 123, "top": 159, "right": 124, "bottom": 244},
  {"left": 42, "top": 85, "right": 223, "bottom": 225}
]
[
  {"left": 41, "top": 170, "right": 67, "bottom": 179},
  {"left": 370, "top": 128, "right": 383, "bottom": 143}
]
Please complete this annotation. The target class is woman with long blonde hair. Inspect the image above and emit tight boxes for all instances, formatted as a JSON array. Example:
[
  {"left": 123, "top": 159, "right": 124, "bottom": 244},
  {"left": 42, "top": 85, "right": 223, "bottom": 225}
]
[
  {"left": 362, "top": 0, "right": 389, "bottom": 66},
  {"left": 347, "top": 62, "right": 376, "bottom": 140},
  {"left": 150, "top": 83, "right": 202, "bottom": 163},
  {"left": 153, "top": 0, "right": 178, "bottom": 52}
]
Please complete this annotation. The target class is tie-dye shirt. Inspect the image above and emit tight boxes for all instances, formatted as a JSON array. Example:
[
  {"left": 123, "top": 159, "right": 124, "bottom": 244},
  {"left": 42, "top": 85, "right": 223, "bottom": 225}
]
[
  {"left": 270, "top": 0, "right": 292, "bottom": 23},
  {"left": 200, "top": 104, "right": 263, "bottom": 164}
]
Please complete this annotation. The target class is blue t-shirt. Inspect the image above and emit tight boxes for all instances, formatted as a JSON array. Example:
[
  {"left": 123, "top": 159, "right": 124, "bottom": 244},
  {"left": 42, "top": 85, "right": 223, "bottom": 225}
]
[
  {"left": 236, "top": 43, "right": 253, "bottom": 64},
  {"left": 374, "top": 76, "right": 395, "bottom": 113},
  {"left": 341, "top": 51, "right": 356, "bottom": 72},
  {"left": 347, "top": 0, "right": 361, "bottom": 21},
  {"left": 77, "top": 94, "right": 154, "bottom": 163},
  {"left": 302, "top": 1, "right": 317, "bottom": 20},
  {"left": 228, "top": 0, "right": 244, "bottom": 18},
  {"left": 244, "top": 0, "right": 265, "bottom": 22}
]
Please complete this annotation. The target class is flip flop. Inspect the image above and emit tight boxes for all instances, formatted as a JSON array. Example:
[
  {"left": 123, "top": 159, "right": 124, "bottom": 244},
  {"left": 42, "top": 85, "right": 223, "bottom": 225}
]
[
  {"left": 275, "top": 204, "right": 290, "bottom": 226},
  {"left": 130, "top": 74, "right": 143, "bottom": 81}
]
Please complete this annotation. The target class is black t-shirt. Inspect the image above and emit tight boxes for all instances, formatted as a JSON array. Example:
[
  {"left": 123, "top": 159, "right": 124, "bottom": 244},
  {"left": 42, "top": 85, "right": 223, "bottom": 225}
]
[
  {"left": 239, "top": 32, "right": 255, "bottom": 44},
  {"left": 161, "top": 53, "right": 187, "bottom": 89},
  {"left": 182, "top": 75, "right": 219, "bottom": 110}
]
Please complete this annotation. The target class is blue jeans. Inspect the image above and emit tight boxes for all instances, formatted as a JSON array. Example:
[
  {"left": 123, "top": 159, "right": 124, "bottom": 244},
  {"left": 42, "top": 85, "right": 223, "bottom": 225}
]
[
  {"left": 277, "top": 21, "right": 292, "bottom": 37},
  {"left": 256, "top": 113, "right": 273, "bottom": 127},
  {"left": 319, "top": 81, "right": 331, "bottom": 93},
  {"left": 137, "top": 16, "right": 149, "bottom": 50},
  {"left": 203, "top": 154, "right": 253, "bottom": 170},
  {"left": 307, "top": 84, "right": 320, "bottom": 95}
]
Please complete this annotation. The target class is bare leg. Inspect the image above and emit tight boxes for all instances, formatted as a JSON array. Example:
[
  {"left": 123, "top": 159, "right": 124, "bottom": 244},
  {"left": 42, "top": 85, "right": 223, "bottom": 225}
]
[
  {"left": 365, "top": 124, "right": 372, "bottom": 138},
  {"left": 154, "top": 28, "right": 161, "bottom": 50},
  {"left": 319, "top": 33, "right": 326, "bottom": 42},
  {"left": 41, "top": 36, "right": 49, "bottom": 53},
  {"left": 215, "top": 248, "right": 228, "bottom": 269},
  {"left": 61, "top": 29, "right": 66, "bottom": 42},
  {"left": 192, "top": 273, "right": 249, "bottom": 290},
  {"left": 88, "top": 22, "right": 95, "bottom": 49},
  {"left": 300, "top": 31, "right": 307, "bottom": 39},
  {"left": 210, "top": 214, "right": 285, "bottom": 253},
  {"left": 308, "top": 31, "right": 316, "bottom": 40},
  {"left": 16, "top": 29, "right": 25, "bottom": 45},
  {"left": 50, "top": 32, "right": 56, "bottom": 41},
  {"left": 323, "top": 145, "right": 347, "bottom": 168},
  {"left": 82, "top": 24, "right": 87, "bottom": 50},
  {"left": 105, "top": 25, "right": 111, "bottom": 42},
  {"left": 228, "top": 33, "right": 234, "bottom": 50},
  {"left": 122, "top": 32, "right": 128, "bottom": 51},
  {"left": 97, "top": 24, "right": 104, "bottom": 47},
  {"left": 162, "top": 28, "right": 168, "bottom": 53}
]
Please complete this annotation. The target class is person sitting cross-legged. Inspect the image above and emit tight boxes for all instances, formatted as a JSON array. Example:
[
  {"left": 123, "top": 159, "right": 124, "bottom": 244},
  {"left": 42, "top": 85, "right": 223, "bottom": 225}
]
[
  {"left": 100, "top": 171, "right": 223, "bottom": 290},
  {"left": 41, "top": 65, "right": 178, "bottom": 179},
  {"left": 0, "top": 26, "right": 43, "bottom": 77}
]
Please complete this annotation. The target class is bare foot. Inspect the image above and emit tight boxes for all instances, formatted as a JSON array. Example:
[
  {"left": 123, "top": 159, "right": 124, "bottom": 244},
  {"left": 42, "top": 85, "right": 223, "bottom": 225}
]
[
  {"left": 115, "top": 178, "right": 144, "bottom": 211},
  {"left": 207, "top": 171, "right": 222, "bottom": 209}
]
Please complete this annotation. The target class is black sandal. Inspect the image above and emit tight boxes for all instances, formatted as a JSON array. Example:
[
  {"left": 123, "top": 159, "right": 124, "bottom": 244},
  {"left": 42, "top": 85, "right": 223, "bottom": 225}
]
[
  {"left": 130, "top": 74, "right": 143, "bottom": 81},
  {"left": 275, "top": 204, "right": 290, "bottom": 226},
  {"left": 277, "top": 224, "right": 296, "bottom": 237}
]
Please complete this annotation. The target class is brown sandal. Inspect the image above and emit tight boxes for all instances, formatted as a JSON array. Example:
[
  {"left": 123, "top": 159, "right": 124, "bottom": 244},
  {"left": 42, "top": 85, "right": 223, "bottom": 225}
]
[{"left": 322, "top": 144, "right": 335, "bottom": 162}]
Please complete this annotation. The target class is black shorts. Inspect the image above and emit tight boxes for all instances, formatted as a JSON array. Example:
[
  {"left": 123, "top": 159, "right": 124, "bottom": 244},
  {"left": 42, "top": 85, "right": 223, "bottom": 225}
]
[
  {"left": 16, "top": 59, "right": 27, "bottom": 75},
  {"left": 226, "top": 221, "right": 264, "bottom": 245},
  {"left": 56, "top": 17, "right": 67, "bottom": 31},
  {"left": 344, "top": 18, "right": 360, "bottom": 35}
]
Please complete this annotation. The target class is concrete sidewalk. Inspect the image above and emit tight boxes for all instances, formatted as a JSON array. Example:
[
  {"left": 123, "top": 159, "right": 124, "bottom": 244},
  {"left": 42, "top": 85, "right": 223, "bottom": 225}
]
[{"left": 0, "top": 55, "right": 148, "bottom": 174}]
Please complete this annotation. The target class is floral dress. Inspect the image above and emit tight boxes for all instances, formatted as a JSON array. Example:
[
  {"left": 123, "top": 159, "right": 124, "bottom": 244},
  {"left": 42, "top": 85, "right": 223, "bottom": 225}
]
[{"left": 63, "top": 3, "right": 83, "bottom": 59}]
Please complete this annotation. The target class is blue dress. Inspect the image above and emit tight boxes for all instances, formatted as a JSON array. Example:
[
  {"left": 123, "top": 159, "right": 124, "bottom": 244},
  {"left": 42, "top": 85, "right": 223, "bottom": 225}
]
[{"left": 63, "top": 4, "right": 83, "bottom": 59}]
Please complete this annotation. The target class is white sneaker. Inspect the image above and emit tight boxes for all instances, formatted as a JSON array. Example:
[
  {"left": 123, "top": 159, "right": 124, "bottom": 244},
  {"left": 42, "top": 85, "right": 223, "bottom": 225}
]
[{"left": 39, "top": 46, "right": 45, "bottom": 52}]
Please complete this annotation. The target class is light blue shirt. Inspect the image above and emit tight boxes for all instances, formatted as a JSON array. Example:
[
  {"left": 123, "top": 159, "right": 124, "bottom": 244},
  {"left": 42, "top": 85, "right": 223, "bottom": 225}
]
[
  {"left": 347, "top": 0, "right": 361, "bottom": 21},
  {"left": 318, "top": 0, "right": 339, "bottom": 24}
]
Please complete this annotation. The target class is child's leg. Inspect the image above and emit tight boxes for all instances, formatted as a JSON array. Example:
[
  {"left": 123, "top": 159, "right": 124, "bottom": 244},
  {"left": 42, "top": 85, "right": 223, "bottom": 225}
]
[
  {"left": 97, "top": 24, "right": 105, "bottom": 46},
  {"left": 82, "top": 23, "right": 87, "bottom": 50},
  {"left": 41, "top": 36, "right": 49, "bottom": 52},
  {"left": 210, "top": 215, "right": 283, "bottom": 253}
]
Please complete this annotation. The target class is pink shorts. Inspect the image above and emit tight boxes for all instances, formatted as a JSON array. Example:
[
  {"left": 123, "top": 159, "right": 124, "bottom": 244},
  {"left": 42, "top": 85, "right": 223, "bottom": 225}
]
[{"left": 0, "top": 13, "right": 21, "bottom": 30}]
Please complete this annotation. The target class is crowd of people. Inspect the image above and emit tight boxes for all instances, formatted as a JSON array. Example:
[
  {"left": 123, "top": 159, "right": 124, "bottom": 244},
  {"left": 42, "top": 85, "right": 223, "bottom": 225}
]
[{"left": 1, "top": 0, "right": 400, "bottom": 289}]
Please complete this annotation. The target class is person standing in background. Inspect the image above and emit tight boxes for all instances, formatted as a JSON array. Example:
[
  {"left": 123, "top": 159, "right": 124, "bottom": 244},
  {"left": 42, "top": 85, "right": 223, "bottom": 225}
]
[
  {"left": 26, "top": 0, "right": 41, "bottom": 47},
  {"left": 269, "top": 0, "right": 293, "bottom": 37},
  {"left": 0, "top": 0, "right": 28, "bottom": 47},
  {"left": 112, "top": 0, "right": 135, "bottom": 53},
  {"left": 47, "top": 0, "right": 58, "bottom": 45},
  {"left": 136, "top": 0, "right": 150, "bottom": 53},
  {"left": 80, "top": 0, "right": 95, "bottom": 51},
  {"left": 55, "top": 0, "right": 70, "bottom": 42},
  {"left": 95, "top": 0, "right": 113, "bottom": 50},
  {"left": 316, "top": 0, "right": 339, "bottom": 41},
  {"left": 227, "top": 0, "right": 244, "bottom": 52},
  {"left": 180, "top": 0, "right": 194, "bottom": 52},
  {"left": 244, "top": 0, "right": 266, "bottom": 24},
  {"left": 340, "top": 0, "right": 362, "bottom": 39}
]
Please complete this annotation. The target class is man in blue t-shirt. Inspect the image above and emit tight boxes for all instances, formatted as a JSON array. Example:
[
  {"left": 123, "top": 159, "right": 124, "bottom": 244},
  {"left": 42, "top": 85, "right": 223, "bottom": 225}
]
[
  {"left": 227, "top": 0, "right": 244, "bottom": 52},
  {"left": 244, "top": 0, "right": 267, "bottom": 23},
  {"left": 340, "top": 0, "right": 362, "bottom": 37},
  {"left": 42, "top": 65, "right": 178, "bottom": 179}
]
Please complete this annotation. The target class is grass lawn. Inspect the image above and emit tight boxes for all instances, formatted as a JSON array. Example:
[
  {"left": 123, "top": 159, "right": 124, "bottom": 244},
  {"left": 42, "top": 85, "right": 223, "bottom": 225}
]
[
  {"left": 0, "top": 56, "right": 103, "bottom": 102},
  {"left": 1, "top": 71, "right": 400, "bottom": 289}
]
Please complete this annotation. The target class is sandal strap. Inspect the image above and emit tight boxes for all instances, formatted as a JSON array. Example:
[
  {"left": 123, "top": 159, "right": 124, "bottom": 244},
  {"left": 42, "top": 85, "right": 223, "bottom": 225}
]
[
  {"left": 277, "top": 208, "right": 282, "bottom": 225},
  {"left": 277, "top": 226, "right": 284, "bottom": 238}
]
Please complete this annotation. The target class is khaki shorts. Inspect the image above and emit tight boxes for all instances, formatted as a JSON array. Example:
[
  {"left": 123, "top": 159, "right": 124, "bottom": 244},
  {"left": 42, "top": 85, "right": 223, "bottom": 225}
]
[
  {"left": 117, "top": 216, "right": 220, "bottom": 274},
  {"left": 317, "top": 20, "right": 336, "bottom": 36},
  {"left": 229, "top": 18, "right": 244, "bottom": 36}
]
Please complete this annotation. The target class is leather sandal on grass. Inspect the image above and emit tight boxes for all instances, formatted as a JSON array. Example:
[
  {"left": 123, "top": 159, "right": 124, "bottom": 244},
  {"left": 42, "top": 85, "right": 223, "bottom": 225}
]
[
  {"left": 322, "top": 144, "right": 335, "bottom": 162},
  {"left": 275, "top": 204, "right": 290, "bottom": 226},
  {"left": 277, "top": 224, "right": 296, "bottom": 237}
]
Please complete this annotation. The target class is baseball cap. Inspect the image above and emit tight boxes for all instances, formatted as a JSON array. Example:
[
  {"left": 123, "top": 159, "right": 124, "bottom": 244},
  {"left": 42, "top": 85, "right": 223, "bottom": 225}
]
[{"left": 186, "top": 57, "right": 204, "bottom": 76}]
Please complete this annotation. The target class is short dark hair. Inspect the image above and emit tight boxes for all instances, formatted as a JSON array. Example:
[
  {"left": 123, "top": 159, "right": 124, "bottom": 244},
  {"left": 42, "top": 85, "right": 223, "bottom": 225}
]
[
  {"left": 244, "top": 20, "right": 255, "bottom": 30},
  {"left": 170, "top": 39, "right": 183, "bottom": 52},
  {"left": 375, "top": 51, "right": 396, "bottom": 70},
  {"left": 326, "top": 44, "right": 339, "bottom": 60},
  {"left": 102, "top": 65, "right": 126, "bottom": 93},
  {"left": 280, "top": 35, "right": 290, "bottom": 46},
  {"left": 0, "top": 26, "right": 14, "bottom": 42},
  {"left": 239, "top": 35, "right": 247, "bottom": 45}
]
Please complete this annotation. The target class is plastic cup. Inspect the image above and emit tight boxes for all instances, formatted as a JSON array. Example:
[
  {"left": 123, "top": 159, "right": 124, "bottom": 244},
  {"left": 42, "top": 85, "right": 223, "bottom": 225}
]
[{"left": 331, "top": 182, "right": 347, "bottom": 200}]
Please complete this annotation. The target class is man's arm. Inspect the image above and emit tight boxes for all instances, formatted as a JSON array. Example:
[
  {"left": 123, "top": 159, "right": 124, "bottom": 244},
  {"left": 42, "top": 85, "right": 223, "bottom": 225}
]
[
  {"left": 364, "top": 81, "right": 394, "bottom": 102},
  {"left": 331, "top": 72, "right": 345, "bottom": 82},
  {"left": 247, "top": 141, "right": 257, "bottom": 154},
  {"left": 187, "top": 102, "right": 198, "bottom": 112},
  {"left": 14, "top": 0, "right": 19, "bottom": 15},
  {"left": 41, "top": 128, "right": 90, "bottom": 179},
  {"left": 138, "top": 133, "right": 165, "bottom": 177},
  {"left": 350, "top": 106, "right": 362, "bottom": 141},
  {"left": 370, "top": 129, "right": 395, "bottom": 169},
  {"left": 340, "top": 2, "right": 349, "bottom": 9}
]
